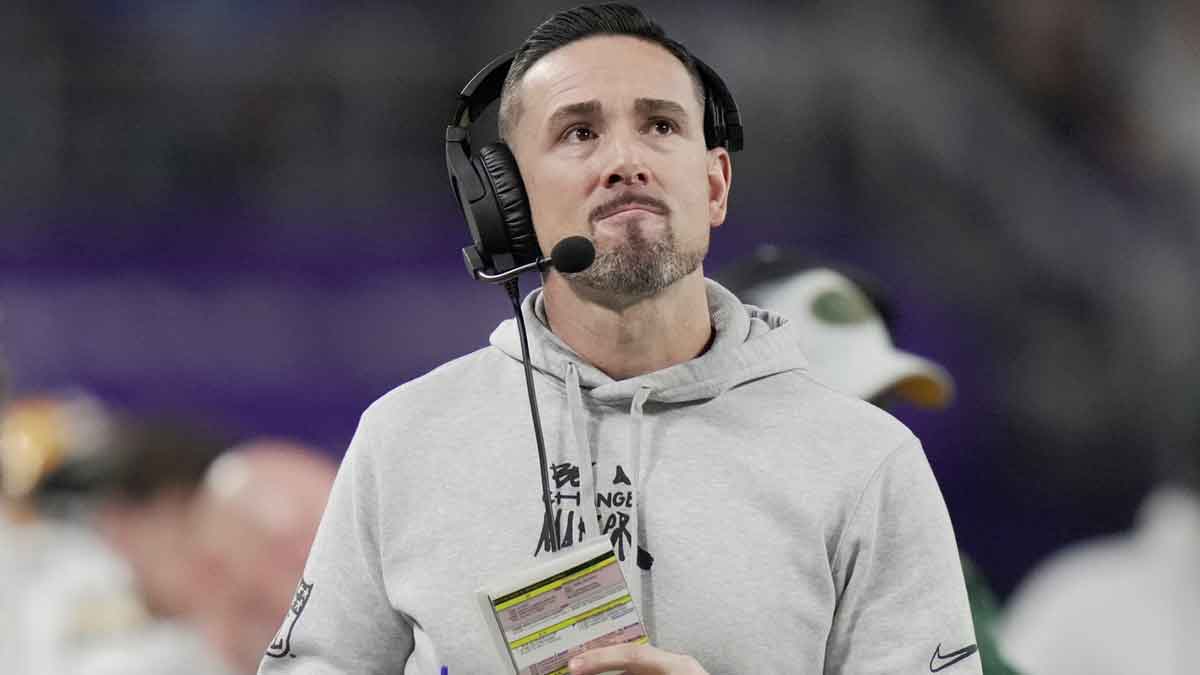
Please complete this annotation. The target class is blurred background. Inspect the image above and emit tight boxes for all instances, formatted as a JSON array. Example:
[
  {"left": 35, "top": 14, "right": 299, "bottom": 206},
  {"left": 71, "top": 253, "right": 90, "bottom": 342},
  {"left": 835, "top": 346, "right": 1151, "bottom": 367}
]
[{"left": 2, "top": 0, "right": 1198, "bottom": 662}]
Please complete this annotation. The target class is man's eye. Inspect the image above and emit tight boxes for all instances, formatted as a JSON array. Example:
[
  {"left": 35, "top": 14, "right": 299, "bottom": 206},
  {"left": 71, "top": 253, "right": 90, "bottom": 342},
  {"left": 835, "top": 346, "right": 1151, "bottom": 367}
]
[
  {"left": 651, "top": 120, "right": 676, "bottom": 135},
  {"left": 566, "top": 126, "right": 595, "bottom": 143}
]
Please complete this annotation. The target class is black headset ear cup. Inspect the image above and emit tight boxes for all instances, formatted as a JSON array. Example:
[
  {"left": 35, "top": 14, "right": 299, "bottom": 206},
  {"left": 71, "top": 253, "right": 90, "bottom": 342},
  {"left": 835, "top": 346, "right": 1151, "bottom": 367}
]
[
  {"left": 703, "top": 93, "right": 722, "bottom": 150},
  {"left": 476, "top": 142, "right": 540, "bottom": 265}
]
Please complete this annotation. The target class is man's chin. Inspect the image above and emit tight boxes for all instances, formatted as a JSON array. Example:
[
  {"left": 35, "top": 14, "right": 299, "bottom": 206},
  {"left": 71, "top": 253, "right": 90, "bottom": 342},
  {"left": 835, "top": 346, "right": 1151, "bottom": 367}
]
[{"left": 564, "top": 250, "right": 700, "bottom": 300}]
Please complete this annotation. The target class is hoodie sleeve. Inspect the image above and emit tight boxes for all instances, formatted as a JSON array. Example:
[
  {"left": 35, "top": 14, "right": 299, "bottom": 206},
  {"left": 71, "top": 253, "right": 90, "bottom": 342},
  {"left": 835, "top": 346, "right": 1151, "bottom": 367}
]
[
  {"left": 258, "top": 411, "right": 414, "bottom": 675},
  {"left": 824, "top": 437, "right": 981, "bottom": 674}
]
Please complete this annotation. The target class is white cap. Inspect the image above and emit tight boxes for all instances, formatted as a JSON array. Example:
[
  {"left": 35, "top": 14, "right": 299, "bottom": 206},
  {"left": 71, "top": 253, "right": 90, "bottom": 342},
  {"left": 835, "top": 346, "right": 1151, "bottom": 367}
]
[{"left": 747, "top": 268, "right": 954, "bottom": 409}]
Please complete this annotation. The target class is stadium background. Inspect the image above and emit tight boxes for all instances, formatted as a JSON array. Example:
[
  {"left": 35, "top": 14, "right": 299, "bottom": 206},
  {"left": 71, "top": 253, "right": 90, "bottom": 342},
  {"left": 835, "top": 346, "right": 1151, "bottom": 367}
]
[{"left": 3, "top": 0, "right": 1198, "bottom": 599}]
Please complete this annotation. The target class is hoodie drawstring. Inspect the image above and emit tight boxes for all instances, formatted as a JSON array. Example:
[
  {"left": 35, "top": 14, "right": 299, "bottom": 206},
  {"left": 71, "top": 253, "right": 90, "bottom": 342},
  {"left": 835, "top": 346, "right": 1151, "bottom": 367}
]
[
  {"left": 565, "top": 364, "right": 653, "bottom": 622},
  {"left": 626, "top": 385, "right": 652, "bottom": 615}
]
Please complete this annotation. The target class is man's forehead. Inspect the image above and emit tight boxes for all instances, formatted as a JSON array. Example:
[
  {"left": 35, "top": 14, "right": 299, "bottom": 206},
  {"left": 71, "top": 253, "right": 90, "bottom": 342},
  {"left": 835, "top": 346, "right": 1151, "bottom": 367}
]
[{"left": 519, "top": 35, "right": 700, "bottom": 121}]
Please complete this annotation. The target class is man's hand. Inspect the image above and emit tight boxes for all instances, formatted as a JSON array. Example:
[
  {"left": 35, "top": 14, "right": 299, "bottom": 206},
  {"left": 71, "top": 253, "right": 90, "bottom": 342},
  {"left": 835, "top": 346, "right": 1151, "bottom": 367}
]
[{"left": 568, "top": 643, "right": 709, "bottom": 675}]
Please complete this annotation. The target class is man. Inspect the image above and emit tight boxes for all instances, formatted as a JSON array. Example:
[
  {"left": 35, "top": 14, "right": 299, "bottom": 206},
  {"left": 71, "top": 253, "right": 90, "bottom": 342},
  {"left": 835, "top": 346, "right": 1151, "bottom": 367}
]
[
  {"left": 0, "top": 392, "right": 128, "bottom": 675},
  {"left": 1000, "top": 479, "right": 1200, "bottom": 675},
  {"left": 999, "top": 365, "right": 1200, "bottom": 675},
  {"left": 716, "top": 248, "right": 955, "bottom": 411},
  {"left": 191, "top": 438, "right": 337, "bottom": 673},
  {"left": 260, "top": 5, "right": 978, "bottom": 674},
  {"left": 5, "top": 396, "right": 231, "bottom": 675}
]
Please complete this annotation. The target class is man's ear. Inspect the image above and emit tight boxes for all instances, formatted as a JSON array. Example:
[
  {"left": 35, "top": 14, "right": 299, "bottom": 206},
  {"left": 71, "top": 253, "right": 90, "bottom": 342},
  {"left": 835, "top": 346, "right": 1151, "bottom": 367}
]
[{"left": 707, "top": 147, "right": 732, "bottom": 228}]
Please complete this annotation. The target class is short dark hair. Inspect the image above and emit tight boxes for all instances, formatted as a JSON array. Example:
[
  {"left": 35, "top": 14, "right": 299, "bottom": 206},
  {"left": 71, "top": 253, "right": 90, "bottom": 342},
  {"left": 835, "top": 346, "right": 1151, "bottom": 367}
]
[{"left": 498, "top": 3, "right": 706, "bottom": 142}]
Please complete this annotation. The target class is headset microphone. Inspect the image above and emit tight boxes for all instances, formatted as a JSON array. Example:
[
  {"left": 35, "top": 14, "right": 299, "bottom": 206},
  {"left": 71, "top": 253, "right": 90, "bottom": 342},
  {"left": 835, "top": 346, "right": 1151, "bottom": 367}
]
[{"left": 546, "top": 235, "right": 595, "bottom": 274}]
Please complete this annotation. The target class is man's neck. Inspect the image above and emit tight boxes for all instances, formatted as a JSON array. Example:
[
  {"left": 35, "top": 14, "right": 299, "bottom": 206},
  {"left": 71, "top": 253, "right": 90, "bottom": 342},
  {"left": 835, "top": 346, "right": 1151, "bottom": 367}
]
[{"left": 541, "top": 269, "right": 713, "bottom": 380}]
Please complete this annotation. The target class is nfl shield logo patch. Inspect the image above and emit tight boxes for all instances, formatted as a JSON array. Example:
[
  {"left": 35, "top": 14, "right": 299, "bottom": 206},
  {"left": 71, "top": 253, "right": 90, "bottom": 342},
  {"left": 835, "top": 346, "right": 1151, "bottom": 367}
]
[{"left": 266, "top": 578, "right": 314, "bottom": 658}]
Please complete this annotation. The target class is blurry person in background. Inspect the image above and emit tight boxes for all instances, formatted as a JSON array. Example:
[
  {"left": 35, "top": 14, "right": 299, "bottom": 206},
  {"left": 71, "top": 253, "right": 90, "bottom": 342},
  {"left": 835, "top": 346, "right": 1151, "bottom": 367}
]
[
  {"left": 0, "top": 392, "right": 125, "bottom": 674},
  {"left": 722, "top": 252, "right": 1019, "bottom": 675},
  {"left": 190, "top": 438, "right": 336, "bottom": 674},
  {"left": 719, "top": 245, "right": 1022, "bottom": 675},
  {"left": 0, "top": 355, "right": 21, "bottom": 667},
  {"left": 717, "top": 247, "right": 953, "bottom": 410},
  {"left": 1000, "top": 427, "right": 1200, "bottom": 671},
  {"left": 4, "top": 394, "right": 231, "bottom": 675}
]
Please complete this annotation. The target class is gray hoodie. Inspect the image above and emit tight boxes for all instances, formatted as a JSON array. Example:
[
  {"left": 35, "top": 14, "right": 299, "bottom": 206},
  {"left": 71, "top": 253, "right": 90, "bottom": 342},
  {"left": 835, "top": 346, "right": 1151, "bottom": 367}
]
[{"left": 258, "top": 280, "right": 980, "bottom": 674}]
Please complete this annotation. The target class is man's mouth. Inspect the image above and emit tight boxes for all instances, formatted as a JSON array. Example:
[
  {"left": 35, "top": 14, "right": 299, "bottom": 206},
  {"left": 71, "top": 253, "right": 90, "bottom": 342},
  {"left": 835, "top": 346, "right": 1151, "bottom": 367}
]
[
  {"left": 590, "top": 195, "right": 669, "bottom": 223},
  {"left": 597, "top": 205, "right": 663, "bottom": 221}
]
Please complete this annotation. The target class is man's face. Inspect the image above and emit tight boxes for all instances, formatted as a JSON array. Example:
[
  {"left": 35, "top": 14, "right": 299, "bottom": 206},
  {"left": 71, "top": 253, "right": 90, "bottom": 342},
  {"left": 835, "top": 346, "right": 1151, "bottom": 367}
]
[{"left": 509, "top": 35, "right": 731, "bottom": 300}]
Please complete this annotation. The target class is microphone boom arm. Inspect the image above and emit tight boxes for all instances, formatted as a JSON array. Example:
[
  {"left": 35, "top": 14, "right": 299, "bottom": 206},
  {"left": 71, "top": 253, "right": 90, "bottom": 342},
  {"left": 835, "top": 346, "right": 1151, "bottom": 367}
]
[{"left": 474, "top": 257, "right": 550, "bottom": 284}]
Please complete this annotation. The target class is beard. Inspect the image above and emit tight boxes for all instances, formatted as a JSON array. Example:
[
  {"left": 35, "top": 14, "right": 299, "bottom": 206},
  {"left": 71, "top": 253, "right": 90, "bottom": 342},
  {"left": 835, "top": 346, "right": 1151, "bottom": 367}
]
[{"left": 564, "top": 221, "right": 706, "bottom": 297}]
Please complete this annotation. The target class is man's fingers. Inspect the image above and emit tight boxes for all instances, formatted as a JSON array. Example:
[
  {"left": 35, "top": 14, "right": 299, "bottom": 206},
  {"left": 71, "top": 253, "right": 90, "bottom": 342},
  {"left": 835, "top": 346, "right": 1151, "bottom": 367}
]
[
  {"left": 569, "top": 643, "right": 656, "bottom": 674},
  {"left": 568, "top": 643, "right": 706, "bottom": 675}
]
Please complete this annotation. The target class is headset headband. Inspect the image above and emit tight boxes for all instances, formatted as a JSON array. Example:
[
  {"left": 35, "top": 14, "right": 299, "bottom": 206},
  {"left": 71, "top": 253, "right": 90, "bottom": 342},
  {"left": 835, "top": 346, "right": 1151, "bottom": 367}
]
[{"left": 451, "top": 51, "right": 516, "bottom": 130}]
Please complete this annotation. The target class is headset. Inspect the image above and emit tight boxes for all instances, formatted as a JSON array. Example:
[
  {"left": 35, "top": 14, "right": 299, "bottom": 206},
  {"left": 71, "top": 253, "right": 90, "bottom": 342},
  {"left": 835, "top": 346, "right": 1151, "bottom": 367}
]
[{"left": 446, "top": 47, "right": 744, "bottom": 281}]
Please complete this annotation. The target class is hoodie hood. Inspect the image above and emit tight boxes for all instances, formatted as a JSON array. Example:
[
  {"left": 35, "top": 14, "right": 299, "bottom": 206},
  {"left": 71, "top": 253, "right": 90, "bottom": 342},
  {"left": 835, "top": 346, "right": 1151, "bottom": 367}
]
[{"left": 488, "top": 279, "right": 809, "bottom": 403}]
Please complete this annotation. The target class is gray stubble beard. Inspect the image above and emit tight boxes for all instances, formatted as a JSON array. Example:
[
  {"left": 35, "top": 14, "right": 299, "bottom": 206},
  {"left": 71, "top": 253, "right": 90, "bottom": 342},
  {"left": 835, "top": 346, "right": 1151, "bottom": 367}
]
[{"left": 563, "top": 224, "right": 706, "bottom": 298}]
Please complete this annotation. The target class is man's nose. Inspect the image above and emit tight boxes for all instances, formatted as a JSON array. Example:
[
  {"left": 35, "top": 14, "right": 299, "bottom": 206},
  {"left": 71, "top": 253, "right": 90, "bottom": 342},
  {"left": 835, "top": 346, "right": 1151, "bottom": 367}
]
[{"left": 603, "top": 133, "right": 650, "bottom": 187}]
